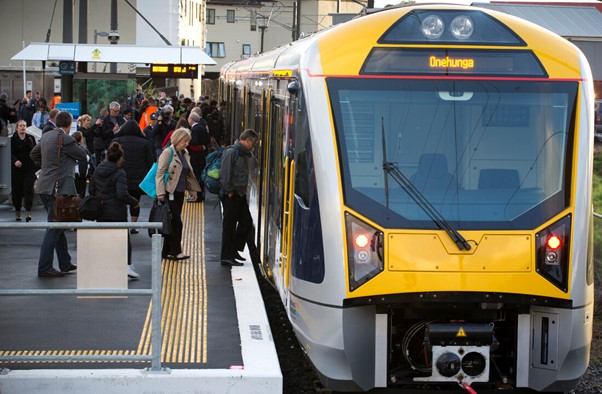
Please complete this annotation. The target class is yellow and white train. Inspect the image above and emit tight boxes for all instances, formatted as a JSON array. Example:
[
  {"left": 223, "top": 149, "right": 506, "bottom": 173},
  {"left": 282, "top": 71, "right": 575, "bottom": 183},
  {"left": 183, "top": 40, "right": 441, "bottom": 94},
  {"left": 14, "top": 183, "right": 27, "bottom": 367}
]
[{"left": 220, "top": 4, "right": 594, "bottom": 392}]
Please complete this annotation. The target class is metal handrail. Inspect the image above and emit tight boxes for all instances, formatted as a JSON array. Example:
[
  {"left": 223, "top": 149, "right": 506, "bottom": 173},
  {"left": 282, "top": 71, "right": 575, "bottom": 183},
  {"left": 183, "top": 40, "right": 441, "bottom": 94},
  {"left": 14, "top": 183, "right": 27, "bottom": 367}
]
[{"left": 0, "top": 221, "right": 166, "bottom": 372}]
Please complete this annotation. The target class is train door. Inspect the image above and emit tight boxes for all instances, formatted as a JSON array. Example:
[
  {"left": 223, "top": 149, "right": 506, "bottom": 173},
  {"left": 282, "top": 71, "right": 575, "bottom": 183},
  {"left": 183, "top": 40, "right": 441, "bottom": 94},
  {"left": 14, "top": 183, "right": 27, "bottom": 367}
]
[
  {"left": 255, "top": 89, "right": 271, "bottom": 268},
  {"left": 261, "top": 98, "right": 285, "bottom": 286},
  {"left": 281, "top": 93, "right": 297, "bottom": 290}
]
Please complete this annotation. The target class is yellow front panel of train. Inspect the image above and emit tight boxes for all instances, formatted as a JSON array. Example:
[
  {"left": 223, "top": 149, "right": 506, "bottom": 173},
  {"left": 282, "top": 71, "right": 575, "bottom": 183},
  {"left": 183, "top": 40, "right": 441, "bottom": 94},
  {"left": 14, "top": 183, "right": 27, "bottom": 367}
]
[{"left": 388, "top": 233, "right": 532, "bottom": 272}]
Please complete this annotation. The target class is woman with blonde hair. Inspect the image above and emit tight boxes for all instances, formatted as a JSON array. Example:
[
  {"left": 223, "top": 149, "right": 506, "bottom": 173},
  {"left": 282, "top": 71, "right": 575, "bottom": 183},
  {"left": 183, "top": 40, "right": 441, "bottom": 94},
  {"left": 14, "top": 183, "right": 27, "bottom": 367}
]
[
  {"left": 156, "top": 128, "right": 202, "bottom": 260},
  {"left": 77, "top": 114, "right": 94, "bottom": 154}
]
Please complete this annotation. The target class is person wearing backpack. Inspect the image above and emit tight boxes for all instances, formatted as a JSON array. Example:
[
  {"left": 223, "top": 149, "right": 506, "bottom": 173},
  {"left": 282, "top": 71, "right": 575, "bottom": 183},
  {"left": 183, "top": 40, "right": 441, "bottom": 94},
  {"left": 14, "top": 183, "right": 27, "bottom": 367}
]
[{"left": 219, "top": 129, "right": 258, "bottom": 267}]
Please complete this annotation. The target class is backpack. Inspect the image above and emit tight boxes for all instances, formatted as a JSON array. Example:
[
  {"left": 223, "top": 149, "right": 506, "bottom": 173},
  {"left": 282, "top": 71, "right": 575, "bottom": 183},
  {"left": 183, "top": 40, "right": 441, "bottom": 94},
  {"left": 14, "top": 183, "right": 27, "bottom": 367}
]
[{"left": 201, "top": 145, "right": 238, "bottom": 194}]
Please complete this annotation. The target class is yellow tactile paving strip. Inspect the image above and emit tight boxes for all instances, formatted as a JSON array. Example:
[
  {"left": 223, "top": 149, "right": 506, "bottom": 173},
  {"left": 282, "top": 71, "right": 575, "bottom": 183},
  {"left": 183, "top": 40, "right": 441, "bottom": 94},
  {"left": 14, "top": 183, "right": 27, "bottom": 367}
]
[
  {"left": 138, "top": 201, "right": 208, "bottom": 364},
  {"left": 0, "top": 201, "right": 207, "bottom": 365}
]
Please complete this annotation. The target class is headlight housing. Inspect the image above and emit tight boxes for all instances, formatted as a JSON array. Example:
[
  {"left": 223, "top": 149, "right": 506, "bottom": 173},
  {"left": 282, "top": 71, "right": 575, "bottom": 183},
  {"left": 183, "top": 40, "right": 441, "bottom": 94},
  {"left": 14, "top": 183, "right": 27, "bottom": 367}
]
[
  {"left": 345, "top": 213, "right": 384, "bottom": 291},
  {"left": 536, "top": 215, "right": 571, "bottom": 292}
]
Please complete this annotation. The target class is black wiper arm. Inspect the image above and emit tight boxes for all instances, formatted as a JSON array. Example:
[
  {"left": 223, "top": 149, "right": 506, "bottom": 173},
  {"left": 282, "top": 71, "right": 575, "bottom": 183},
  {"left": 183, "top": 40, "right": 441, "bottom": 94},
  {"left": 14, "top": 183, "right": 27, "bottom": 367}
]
[{"left": 382, "top": 161, "right": 471, "bottom": 251}]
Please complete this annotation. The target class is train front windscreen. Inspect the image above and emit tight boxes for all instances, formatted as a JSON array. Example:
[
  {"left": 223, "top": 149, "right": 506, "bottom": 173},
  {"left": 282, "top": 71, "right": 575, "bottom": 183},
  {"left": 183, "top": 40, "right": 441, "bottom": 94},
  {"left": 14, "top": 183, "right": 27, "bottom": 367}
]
[{"left": 329, "top": 78, "right": 578, "bottom": 230}]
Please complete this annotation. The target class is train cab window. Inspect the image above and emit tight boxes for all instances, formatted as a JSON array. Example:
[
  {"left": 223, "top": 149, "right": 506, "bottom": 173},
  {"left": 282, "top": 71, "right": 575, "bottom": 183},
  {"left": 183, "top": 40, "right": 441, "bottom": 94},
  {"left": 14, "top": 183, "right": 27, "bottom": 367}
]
[
  {"left": 291, "top": 93, "right": 325, "bottom": 283},
  {"left": 328, "top": 78, "right": 577, "bottom": 230}
]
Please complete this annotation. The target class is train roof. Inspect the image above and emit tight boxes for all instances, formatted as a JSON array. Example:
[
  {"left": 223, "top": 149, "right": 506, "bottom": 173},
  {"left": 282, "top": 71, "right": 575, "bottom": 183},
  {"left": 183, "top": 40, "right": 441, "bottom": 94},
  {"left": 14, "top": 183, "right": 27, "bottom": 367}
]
[{"left": 221, "top": 3, "right": 582, "bottom": 81}]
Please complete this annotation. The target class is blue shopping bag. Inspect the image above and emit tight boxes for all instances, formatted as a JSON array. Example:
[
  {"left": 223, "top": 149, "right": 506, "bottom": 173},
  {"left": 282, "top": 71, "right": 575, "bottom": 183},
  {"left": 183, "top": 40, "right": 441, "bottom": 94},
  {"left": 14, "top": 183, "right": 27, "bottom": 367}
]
[{"left": 139, "top": 162, "right": 160, "bottom": 198}]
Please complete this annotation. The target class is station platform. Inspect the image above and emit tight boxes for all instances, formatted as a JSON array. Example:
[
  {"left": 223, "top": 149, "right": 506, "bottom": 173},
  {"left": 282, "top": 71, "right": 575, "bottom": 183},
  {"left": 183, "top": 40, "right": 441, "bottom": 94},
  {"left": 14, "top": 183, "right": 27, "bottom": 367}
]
[{"left": 0, "top": 193, "right": 282, "bottom": 394}]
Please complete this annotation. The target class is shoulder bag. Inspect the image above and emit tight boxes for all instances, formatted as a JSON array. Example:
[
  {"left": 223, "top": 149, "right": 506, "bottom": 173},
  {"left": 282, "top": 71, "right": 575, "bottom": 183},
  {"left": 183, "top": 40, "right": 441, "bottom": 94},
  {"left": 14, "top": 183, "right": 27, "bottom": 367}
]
[
  {"left": 78, "top": 173, "right": 110, "bottom": 221},
  {"left": 139, "top": 147, "right": 174, "bottom": 198},
  {"left": 51, "top": 133, "right": 82, "bottom": 222}
]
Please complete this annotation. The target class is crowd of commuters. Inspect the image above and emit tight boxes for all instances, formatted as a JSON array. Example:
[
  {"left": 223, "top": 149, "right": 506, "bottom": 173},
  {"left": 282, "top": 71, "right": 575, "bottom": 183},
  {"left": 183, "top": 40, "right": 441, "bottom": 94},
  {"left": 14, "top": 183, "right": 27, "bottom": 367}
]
[{"left": 3, "top": 88, "right": 254, "bottom": 281}]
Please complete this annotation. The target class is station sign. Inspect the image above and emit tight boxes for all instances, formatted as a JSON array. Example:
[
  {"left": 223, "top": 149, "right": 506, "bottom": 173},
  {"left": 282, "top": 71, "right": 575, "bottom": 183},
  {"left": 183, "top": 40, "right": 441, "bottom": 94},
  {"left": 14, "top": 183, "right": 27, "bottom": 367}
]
[{"left": 150, "top": 64, "right": 198, "bottom": 79}]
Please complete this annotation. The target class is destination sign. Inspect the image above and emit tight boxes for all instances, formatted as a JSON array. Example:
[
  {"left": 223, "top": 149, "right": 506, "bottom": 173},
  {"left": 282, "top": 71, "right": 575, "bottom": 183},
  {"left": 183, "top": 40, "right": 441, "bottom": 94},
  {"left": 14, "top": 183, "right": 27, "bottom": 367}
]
[
  {"left": 151, "top": 64, "right": 199, "bottom": 78},
  {"left": 361, "top": 48, "right": 547, "bottom": 78}
]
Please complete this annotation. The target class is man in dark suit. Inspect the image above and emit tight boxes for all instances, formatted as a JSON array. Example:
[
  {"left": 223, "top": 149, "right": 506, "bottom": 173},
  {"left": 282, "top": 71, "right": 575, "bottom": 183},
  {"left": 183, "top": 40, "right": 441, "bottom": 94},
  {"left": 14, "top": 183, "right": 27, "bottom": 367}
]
[
  {"left": 188, "top": 112, "right": 210, "bottom": 200},
  {"left": 42, "top": 109, "right": 59, "bottom": 133},
  {"left": 30, "top": 111, "right": 87, "bottom": 277}
]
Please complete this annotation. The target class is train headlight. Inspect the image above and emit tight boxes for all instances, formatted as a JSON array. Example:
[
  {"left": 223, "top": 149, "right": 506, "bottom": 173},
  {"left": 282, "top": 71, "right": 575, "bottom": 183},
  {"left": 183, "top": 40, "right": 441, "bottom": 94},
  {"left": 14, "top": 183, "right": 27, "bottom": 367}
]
[
  {"left": 536, "top": 215, "right": 571, "bottom": 292},
  {"left": 421, "top": 15, "right": 445, "bottom": 39},
  {"left": 345, "top": 213, "right": 384, "bottom": 292},
  {"left": 450, "top": 15, "right": 474, "bottom": 40}
]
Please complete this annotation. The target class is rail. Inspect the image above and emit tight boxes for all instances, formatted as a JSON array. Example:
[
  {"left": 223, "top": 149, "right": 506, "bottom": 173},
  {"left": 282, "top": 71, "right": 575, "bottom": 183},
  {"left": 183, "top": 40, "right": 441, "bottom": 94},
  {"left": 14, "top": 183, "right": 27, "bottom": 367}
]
[{"left": 0, "top": 221, "right": 167, "bottom": 372}]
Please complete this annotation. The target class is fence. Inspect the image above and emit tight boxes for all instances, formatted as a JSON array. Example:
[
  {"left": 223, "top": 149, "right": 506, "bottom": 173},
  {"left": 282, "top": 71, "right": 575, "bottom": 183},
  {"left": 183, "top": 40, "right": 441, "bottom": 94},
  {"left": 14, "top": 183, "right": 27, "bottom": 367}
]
[{"left": 0, "top": 221, "right": 166, "bottom": 372}]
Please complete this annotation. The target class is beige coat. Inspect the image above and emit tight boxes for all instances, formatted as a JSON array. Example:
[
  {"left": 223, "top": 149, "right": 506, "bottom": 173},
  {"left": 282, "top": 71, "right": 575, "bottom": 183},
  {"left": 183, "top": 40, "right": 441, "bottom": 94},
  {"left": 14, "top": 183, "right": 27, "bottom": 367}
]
[{"left": 155, "top": 146, "right": 202, "bottom": 197}]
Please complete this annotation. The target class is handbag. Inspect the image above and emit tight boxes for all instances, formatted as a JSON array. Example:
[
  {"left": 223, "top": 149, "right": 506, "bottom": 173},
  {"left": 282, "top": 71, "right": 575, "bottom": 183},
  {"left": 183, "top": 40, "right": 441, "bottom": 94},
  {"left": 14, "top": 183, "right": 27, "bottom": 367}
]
[
  {"left": 52, "top": 194, "right": 82, "bottom": 222},
  {"left": 148, "top": 199, "right": 172, "bottom": 237},
  {"left": 79, "top": 173, "right": 110, "bottom": 221},
  {"left": 139, "top": 147, "right": 174, "bottom": 199},
  {"left": 79, "top": 194, "right": 101, "bottom": 221},
  {"left": 51, "top": 133, "right": 82, "bottom": 222}
]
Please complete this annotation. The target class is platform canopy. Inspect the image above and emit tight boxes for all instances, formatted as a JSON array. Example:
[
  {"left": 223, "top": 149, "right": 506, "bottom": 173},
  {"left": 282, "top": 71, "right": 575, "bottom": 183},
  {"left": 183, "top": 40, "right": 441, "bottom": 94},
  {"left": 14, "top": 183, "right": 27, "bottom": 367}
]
[{"left": 11, "top": 42, "right": 216, "bottom": 65}]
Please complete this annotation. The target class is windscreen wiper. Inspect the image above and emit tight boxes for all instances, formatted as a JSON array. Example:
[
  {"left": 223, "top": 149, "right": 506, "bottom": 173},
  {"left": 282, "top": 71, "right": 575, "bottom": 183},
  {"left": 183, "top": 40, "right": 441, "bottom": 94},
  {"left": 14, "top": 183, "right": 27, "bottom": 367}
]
[{"left": 380, "top": 119, "right": 471, "bottom": 251}]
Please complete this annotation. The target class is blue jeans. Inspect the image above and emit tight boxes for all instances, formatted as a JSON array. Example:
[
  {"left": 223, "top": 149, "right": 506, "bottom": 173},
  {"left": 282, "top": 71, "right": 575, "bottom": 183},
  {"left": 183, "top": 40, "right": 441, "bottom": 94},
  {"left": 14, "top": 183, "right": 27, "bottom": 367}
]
[{"left": 38, "top": 194, "right": 72, "bottom": 273}]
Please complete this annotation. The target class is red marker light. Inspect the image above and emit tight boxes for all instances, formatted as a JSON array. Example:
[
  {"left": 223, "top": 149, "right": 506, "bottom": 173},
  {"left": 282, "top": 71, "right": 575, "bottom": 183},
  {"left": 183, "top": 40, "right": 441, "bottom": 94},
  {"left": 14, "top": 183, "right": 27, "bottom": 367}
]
[
  {"left": 547, "top": 235, "right": 561, "bottom": 250},
  {"left": 355, "top": 234, "right": 370, "bottom": 248}
]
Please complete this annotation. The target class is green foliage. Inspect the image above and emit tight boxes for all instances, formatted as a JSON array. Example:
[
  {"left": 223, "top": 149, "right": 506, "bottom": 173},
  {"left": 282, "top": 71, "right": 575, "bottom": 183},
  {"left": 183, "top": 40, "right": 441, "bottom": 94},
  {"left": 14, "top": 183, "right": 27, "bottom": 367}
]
[
  {"left": 595, "top": 154, "right": 602, "bottom": 212},
  {"left": 73, "top": 79, "right": 137, "bottom": 119}
]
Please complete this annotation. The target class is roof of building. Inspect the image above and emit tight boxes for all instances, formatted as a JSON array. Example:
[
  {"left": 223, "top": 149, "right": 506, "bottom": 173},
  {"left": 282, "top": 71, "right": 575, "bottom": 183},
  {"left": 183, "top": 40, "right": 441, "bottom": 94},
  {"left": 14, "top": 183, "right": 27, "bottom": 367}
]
[
  {"left": 475, "top": 3, "right": 602, "bottom": 39},
  {"left": 11, "top": 43, "right": 216, "bottom": 65}
]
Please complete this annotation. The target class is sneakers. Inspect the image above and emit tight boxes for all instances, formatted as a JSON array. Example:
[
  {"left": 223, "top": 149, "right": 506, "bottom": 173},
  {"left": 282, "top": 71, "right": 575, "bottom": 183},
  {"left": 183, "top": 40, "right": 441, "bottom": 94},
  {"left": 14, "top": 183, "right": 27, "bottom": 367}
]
[
  {"left": 25, "top": 212, "right": 32, "bottom": 222},
  {"left": 127, "top": 265, "right": 140, "bottom": 279}
]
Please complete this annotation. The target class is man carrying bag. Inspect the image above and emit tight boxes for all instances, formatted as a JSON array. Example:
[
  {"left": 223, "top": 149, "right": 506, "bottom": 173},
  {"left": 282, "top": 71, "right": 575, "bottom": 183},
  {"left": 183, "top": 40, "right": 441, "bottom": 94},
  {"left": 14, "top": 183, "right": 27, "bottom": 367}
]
[{"left": 30, "top": 111, "right": 87, "bottom": 278}]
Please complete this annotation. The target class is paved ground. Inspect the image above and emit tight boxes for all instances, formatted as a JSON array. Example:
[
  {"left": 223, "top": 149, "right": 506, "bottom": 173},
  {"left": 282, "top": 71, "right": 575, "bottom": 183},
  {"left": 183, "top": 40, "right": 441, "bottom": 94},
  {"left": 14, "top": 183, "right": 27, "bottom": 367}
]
[{"left": 0, "top": 193, "right": 242, "bottom": 370}]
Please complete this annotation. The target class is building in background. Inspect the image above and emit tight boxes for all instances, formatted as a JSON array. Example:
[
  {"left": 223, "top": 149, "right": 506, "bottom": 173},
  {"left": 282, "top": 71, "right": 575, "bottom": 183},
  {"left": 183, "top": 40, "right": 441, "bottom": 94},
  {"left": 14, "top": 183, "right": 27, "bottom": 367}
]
[
  {"left": 0, "top": 0, "right": 206, "bottom": 105},
  {"left": 203, "top": 0, "right": 365, "bottom": 78},
  {"left": 3, "top": 0, "right": 602, "bottom": 107}
]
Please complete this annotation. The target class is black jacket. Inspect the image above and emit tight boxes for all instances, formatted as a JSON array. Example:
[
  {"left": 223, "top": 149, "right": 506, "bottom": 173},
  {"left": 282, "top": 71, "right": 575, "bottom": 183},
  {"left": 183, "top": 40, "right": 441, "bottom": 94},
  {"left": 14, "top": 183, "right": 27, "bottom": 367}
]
[
  {"left": 89, "top": 161, "right": 138, "bottom": 221},
  {"left": 94, "top": 114, "right": 125, "bottom": 150},
  {"left": 11, "top": 133, "right": 37, "bottom": 173},
  {"left": 112, "top": 120, "right": 154, "bottom": 190},
  {"left": 78, "top": 125, "right": 95, "bottom": 154}
]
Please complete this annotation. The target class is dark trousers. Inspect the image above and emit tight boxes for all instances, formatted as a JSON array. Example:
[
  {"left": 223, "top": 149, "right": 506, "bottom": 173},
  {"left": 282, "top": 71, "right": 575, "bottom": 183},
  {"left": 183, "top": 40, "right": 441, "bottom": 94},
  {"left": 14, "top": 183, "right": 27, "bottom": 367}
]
[
  {"left": 38, "top": 194, "right": 72, "bottom": 273},
  {"left": 11, "top": 169, "right": 36, "bottom": 212},
  {"left": 163, "top": 191, "right": 184, "bottom": 257},
  {"left": 75, "top": 177, "right": 87, "bottom": 199},
  {"left": 220, "top": 193, "right": 253, "bottom": 260}
]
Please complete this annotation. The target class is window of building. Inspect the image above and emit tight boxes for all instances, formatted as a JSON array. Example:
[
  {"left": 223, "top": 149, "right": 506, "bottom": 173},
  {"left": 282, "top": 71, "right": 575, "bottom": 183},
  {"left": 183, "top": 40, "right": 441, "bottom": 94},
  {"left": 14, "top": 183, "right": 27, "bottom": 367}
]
[
  {"left": 206, "top": 42, "right": 226, "bottom": 58},
  {"left": 207, "top": 8, "right": 215, "bottom": 24},
  {"left": 243, "top": 44, "right": 251, "bottom": 56},
  {"left": 227, "top": 10, "right": 235, "bottom": 23}
]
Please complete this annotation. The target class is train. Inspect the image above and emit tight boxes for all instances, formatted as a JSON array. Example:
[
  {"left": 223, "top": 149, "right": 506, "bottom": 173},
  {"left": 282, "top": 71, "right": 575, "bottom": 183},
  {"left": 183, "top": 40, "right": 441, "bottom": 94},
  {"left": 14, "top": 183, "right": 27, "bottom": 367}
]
[{"left": 219, "top": 4, "right": 594, "bottom": 392}]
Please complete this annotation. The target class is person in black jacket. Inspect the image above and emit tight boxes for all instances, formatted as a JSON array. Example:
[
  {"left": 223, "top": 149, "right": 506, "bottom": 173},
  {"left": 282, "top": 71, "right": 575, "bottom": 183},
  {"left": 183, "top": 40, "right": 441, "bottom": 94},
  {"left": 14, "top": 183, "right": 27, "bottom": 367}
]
[
  {"left": 71, "top": 131, "right": 95, "bottom": 198},
  {"left": 112, "top": 120, "right": 154, "bottom": 234},
  {"left": 94, "top": 102, "right": 124, "bottom": 165},
  {"left": 188, "top": 112, "right": 210, "bottom": 200},
  {"left": 10, "top": 120, "right": 38, "bottom": 222},
  {"left": 89, "top": 142, "right": 141, "bottom": 279}
]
